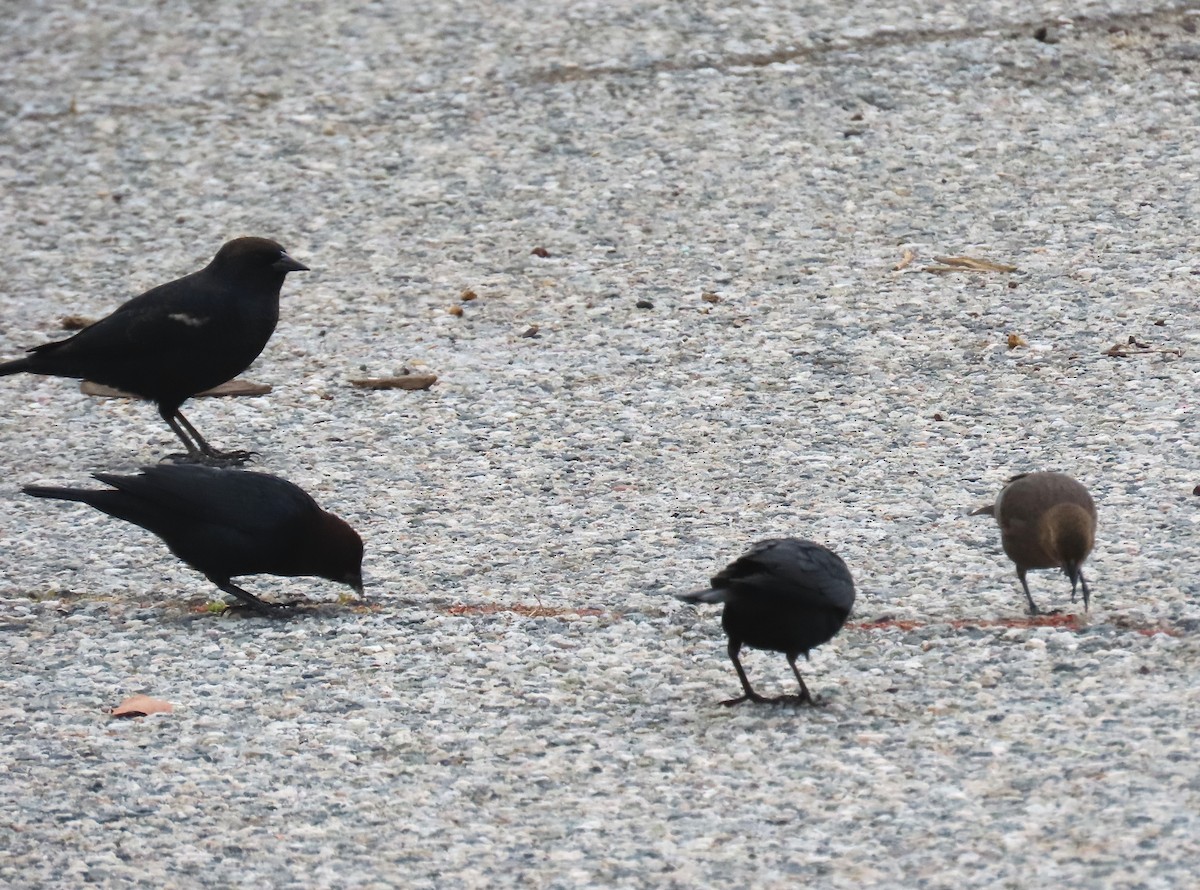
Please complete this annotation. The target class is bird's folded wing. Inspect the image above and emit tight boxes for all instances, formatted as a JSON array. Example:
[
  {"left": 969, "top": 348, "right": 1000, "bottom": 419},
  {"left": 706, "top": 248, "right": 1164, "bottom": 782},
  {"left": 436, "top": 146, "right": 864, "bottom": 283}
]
[{"left": 93, "top": 466, "right": 317, "bottom": 534}]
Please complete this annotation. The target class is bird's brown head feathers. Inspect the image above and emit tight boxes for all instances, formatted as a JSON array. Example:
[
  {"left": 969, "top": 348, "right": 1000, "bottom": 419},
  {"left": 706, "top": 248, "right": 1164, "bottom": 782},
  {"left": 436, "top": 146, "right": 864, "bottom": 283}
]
[
  {"left": 1039, "top": 502, "right": 1095, "bottom": 566},
  {"left": 209, "top": 237, "right": 309, "bottom": 278},
  {"left": 298, "top": 511, "right": 365, "bottom": 593}
]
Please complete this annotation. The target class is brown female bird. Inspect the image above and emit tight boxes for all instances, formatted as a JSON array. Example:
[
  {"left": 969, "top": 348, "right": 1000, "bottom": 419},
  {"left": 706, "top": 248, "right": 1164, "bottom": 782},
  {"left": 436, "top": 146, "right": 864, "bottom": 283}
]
[{"left": 972, "top": 471, "right": 1096, "bottom": 614}]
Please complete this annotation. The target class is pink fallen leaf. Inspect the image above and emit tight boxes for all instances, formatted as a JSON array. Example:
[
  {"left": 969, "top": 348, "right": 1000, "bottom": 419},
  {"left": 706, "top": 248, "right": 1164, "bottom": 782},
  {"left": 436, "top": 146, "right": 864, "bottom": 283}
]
[{"left": 111, "top": 695, "right": 174, "bottom": 718}]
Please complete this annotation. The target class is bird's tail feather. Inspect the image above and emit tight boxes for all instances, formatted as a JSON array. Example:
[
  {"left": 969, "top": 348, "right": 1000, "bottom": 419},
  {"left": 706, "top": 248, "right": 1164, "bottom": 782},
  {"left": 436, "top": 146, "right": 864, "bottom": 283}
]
[
  {"left": 675, "top": 587, "right": 728, "bottom": 604},
  {"left": 0, "top": 357, "right": 33, "bottom": 376},
  {"left": 22, "top": 485, "right": 97, "bottom": 504}
]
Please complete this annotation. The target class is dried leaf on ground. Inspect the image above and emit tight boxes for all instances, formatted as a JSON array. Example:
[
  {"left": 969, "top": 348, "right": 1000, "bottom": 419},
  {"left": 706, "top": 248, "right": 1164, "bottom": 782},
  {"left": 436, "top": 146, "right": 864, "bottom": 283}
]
[
  {"left": 1103, "top": 336, "right": 1182, "bottom": 358},
  {"left": 82, "top": 379, "right": 272, "bottom": 399},
  {"left": 892, "top": 248, "right": 917, "bottom": 271},
  {"left": 925, "top": 255, "right": 1019, "bottom": 273},
  {"left": 349, "top": 374, "right": 438, "bottom": 391},
  {"left": 60, "top": 315, "right": 95, "bottom": 330},
  {"left": 111, "top": 695, "right": 174, "bottom": 718}
]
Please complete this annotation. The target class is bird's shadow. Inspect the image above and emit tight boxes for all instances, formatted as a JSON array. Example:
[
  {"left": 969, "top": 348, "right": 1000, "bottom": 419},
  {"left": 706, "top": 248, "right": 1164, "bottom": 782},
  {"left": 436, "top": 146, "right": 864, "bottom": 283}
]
[
  {"left": 720, "top": 693, "right": 831, "bottom": 709},
  {"left": 172, "top": 598, "right": 363, "bottom": 624}
]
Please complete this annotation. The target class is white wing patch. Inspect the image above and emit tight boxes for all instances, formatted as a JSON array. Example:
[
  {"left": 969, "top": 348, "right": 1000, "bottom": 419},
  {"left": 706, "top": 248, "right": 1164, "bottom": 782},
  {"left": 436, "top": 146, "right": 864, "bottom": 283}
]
[{"left": 168, "top": 313, "right": 208, "bottom": 327}]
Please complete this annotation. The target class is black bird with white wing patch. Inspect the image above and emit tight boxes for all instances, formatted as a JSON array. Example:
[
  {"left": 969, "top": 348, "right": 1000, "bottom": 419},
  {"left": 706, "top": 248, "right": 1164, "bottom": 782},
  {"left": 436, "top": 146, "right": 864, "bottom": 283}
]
[{"left": 0, "top": 237, "right": 307, "bottom": 464}]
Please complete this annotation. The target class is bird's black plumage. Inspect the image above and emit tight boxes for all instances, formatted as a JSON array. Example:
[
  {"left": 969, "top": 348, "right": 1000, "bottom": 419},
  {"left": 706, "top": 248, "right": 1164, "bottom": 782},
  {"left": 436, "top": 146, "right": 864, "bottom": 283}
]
[
  {"left": 23, "top": 465, "right": 363, "bottom": 614},
  {"left": 677, "top": 538, "right": 855, "bottom": 706},
  {"left": 0, "top": 237, "right": 307, "bottom": 463}
]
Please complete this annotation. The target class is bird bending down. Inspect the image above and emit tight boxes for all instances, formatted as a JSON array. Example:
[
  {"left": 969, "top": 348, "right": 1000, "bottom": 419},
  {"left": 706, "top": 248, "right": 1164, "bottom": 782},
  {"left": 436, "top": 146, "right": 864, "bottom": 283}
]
[
  {"left": 0, "top": 237, "right": 307, "bottom": 465},
  {"left": 971, "top": 471, "right": 1096, "bottom": 615},
  {"left": 23, "top": 465, "right": 363, "bottom": 615},
  {"left": 676, "top": 538, "right": 856, "bottom": 706}
]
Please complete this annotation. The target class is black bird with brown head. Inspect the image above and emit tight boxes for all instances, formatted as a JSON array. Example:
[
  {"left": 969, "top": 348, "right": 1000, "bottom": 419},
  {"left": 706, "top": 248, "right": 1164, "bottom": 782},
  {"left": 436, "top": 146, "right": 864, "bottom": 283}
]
[{"left": 23, "top": 464, "right": 363, "bottom": 615}]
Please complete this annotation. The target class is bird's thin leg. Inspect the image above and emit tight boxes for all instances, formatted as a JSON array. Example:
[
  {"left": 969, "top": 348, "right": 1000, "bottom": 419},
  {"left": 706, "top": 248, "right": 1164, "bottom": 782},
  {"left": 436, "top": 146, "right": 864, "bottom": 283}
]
[
  {"left": 216, "top": 582, "right": 293, "bottom": 617},
  {"left": 1017, "top": 570, "right": 1040, "bottom": 615},
  {"left": 168, "top": 410, "right": 255, "bottom": 466},
  {"left": 721, "top": 639, "right": 768, "bottom": 706},
  {"left": 780, "top": 653, "right": 815, "bottom": 705},
  {"left": 1078, "top": 571, "right": 1091, "bottom": 612},
  {"left": 165, "top": 413, "right": 204, "bottom": 459},
  {"left": 173, "top": 410, "right": 213, "bottom": 453}
]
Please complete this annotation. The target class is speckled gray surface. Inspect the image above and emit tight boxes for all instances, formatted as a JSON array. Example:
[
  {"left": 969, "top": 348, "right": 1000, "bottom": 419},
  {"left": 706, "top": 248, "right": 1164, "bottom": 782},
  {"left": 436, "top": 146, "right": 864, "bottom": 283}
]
[{"left": 1, "top": 2, "right": 1199, "bottom": 887}]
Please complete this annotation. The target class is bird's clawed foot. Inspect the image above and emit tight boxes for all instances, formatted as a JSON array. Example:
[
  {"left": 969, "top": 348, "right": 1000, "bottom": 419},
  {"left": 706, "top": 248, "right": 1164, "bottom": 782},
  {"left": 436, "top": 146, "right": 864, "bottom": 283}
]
[
  {"left": 219, "top": 599, "right": 302, "bottom": 619},
  {"left": 721, "top": 691, "right": 819, "bottom": 707},
  {"left": 162, "top": 449, "right": 257, "bottom": 468},
  {"left": 165, "top": 412, "right": 257, "bottom": 466},
  {"left": 214, "top": 582, "right": 308, "bottom": 618},
  {"left": 205, "top": 448, "right": 257, "bottom": 467}
]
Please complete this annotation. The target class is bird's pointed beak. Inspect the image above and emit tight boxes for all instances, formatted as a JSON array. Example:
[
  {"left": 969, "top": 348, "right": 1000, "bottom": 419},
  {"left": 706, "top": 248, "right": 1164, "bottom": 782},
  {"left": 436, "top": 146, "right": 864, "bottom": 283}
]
[
  {"left": 1065, "top": 562, "right": 1082, "bottom": 604},
  {"left": 273, "top": 251, "right": 309, "bottom": 273}
]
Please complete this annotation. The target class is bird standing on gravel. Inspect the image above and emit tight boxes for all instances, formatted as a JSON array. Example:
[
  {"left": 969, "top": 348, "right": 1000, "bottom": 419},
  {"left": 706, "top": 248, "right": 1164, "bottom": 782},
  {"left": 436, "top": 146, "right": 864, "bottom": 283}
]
[
  {"left": 0, "top": 237, "right": 308, "bottom": 464},
  {"left": 23, "top": 465, "right": 363, "bottom": 615},
  {"left": 971, "top": 471, "right": 1096, "bottom": 614},
  {"left": 676, "top": 538, "right": 856, "bottom": 706}
]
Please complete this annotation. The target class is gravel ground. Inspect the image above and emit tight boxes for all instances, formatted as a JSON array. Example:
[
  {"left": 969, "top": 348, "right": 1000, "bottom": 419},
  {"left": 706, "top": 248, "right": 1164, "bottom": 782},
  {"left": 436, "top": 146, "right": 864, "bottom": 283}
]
[{"left": 2, "top": 1, "right": 1199, "bottom": 887}]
